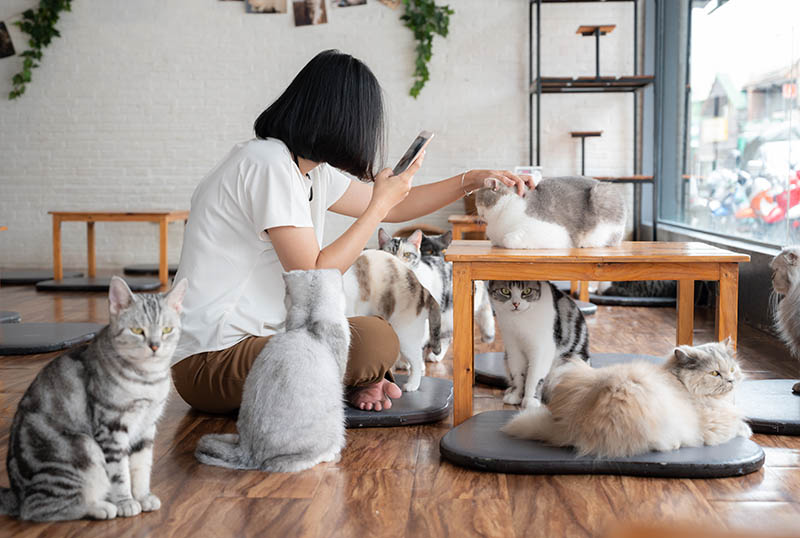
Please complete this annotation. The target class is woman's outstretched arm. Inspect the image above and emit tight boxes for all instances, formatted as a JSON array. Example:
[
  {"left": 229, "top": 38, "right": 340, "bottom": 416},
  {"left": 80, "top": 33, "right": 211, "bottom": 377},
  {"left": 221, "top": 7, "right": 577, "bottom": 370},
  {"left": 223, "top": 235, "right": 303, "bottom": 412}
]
[{"left": 329, "top": 168, "right": 533, "bottom": 223}]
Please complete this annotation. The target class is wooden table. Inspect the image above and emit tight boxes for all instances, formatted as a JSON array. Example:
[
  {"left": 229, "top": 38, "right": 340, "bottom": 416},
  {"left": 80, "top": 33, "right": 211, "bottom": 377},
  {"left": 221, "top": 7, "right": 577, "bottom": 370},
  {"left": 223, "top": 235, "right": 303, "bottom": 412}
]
[
  {"left": 444, "top": 240, "right": 750, "bottom": 426},
  {"left": 50, "top": 211, "right": 189, "bottom": 286}
]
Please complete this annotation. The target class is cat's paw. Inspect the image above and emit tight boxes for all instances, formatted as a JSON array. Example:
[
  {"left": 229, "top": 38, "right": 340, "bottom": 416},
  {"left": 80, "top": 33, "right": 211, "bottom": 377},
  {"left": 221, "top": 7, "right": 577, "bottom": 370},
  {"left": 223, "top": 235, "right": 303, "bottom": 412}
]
[
  {"left": 425, "top": 348, "right": 446, "bottom": 363},
  {"left": 115, "top": 498, "right": 142, "bottom": 518},
  {"left": 503, "top": 391, "right": 522, "bottom": 405},
  {"left": 403, "top": 379, "right": 421, "bottom": 392},
  {"left": 138, "top": 493, "right": 161, "bottom": 512},
  {"left": 521, "top": 397, "right": 541, "bottom": 409},
  {"left": 738, "top": 422, "right": 753, "bottom": 438},
  {"left": 86, "top": 501, "right": 118, "bottom": 520},
  {"left": 480, "top": 331, "right": 495, "bottom": 344}
]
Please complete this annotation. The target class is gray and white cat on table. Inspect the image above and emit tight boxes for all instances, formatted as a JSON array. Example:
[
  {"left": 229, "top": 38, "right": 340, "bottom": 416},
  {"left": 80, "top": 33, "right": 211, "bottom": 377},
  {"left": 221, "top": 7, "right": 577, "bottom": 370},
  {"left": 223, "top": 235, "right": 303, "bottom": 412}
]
[{"left": 475, "top": 176, "right": 626, "bottom": 249}]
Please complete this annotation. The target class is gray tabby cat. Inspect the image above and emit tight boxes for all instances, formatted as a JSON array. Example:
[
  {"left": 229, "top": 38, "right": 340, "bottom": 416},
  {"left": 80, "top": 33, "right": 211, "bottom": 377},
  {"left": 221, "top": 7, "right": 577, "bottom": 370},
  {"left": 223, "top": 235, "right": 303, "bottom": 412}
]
[
  {"left": 601, "top": 280, "right": 677, "bottom": 298},
  {"left": 770, "top": 247, "right": 800, "bottom": 394},
  {"left": 488, "top": 280, "right": 589, "bottom": 409},
  {"left": 378, "top": 228, "right": 495, "bottom": 362},
  {"left": 475, "top": 176, "right": 626, "bottom": 249},
  {"left": 0, "top": 276, "right": 187, "bottom": 521},
  {"left": 195, "top": 269, "right": 350, "bottom": 472},
  {"left": 504, "top": 340, "right": 751, "bottom": 457}
]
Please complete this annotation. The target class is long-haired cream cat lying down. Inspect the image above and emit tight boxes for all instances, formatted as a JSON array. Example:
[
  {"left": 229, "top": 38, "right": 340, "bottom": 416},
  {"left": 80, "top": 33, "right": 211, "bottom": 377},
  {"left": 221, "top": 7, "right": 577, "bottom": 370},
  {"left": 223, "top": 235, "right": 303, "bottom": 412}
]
[
  {"left": 475, "top": 176, "right": 626, "bottom": 249},
  {"left": 503, "top": 340, "right": 752, "bottom": 458}
]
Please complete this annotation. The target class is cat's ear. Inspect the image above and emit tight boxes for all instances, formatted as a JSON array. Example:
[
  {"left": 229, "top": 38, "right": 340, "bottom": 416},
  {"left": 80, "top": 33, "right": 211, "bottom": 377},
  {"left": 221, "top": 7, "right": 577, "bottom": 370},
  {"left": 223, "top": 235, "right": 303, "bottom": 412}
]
[
  {"left": 484, "top": 177, "right": 501, "bottom": 191},
  {"left": 786, "top": 250, "right": 799, "bottom": 265},
  {"left": 721, "top": 336, "right": 735, "bottom": 354},
  {"left": 673, "top": 347, "right": 695, "bottom": 368},
  {"left": 409, "top": 229, "right": 423, "bottom": 249},
  {"left": 378, "top": 228, "right": 392, "bottom": 249},
  {"left": 166, "top": 278, "right": 189, "bottom": 313},
  {"left": 108, "top": 276, "right": 135, "bottom": 316},
  {"left": 440, "top": 231, "right": 453, "bottom": 248}
]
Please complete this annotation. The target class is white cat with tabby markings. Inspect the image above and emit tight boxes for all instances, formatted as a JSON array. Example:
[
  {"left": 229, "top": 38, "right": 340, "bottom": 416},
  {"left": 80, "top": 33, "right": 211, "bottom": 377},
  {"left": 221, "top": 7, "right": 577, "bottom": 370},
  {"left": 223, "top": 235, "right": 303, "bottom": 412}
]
[
  {"left": 488, "top": 280, "right": 589, "bottom": 409},
  {"left": 0, "top": 277, "right": 186, "bottom": 521},
  {"left": 343, "top": 249, "right": 442, "bottom": 392},
  {"left": 475, "top": 176, "right": 626, "bottom": 249},
  {"left": 378, "top": 228, "right": 495, "bottom": 362}
]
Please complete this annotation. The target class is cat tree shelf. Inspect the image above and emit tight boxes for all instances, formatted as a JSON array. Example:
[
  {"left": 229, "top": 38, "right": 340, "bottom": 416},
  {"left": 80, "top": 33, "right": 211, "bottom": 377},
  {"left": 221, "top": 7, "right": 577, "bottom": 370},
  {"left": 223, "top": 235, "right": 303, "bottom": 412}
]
[{"left": 530, "top": 75, "right": 654, "bottom": 94}]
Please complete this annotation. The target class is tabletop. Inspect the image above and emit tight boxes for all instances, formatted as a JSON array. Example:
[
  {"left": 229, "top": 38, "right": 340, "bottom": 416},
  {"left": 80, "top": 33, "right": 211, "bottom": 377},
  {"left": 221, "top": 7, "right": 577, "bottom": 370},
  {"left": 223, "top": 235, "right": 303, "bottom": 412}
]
[
  {"left": 444, "top": 241, "right": 751, "bottom": 264},
  {"left": 49, "top": 210, "right": 189, "bottom": 219}
]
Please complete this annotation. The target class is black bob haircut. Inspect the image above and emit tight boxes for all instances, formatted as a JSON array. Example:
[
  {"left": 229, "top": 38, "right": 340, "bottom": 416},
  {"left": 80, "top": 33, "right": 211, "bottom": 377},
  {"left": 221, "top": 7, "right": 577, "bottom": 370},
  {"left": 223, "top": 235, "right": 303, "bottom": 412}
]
[{"left": 254, "top": 49, "right": 385, "bottom": 180}]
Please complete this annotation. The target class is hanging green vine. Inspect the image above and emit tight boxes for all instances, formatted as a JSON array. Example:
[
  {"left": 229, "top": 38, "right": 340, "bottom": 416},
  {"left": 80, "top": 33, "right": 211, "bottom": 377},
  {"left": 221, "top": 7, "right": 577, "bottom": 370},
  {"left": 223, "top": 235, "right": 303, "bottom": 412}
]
[
  {"left": 8, "top": 0, "right": 72, "bottom": 100},
  {"left": 400, "top": 0, "right": 453, "bottom": 99}
]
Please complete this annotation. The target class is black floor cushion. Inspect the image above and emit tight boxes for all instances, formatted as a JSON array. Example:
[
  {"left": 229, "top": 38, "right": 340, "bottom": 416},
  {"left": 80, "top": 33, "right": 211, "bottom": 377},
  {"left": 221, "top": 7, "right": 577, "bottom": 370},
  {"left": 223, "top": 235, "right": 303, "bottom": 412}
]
[
  {"left": 0, "top": 269, "right": 83, "bottom": 286},
  {"left": 36, "top": 277, "right": 162, "bottom": 292},
  {"left": 737, "top": 379, "right": 800, "bottom": 435},
  {"left": 588, "top": 292, "right": 676, "bottom": 307},
  {"left": 439, "top": 410, "right": 765, "bottom": 478},
  {"left": 123, "top": 264, "right": 179, "bottom": 276},
  {"left": 345, "top": 375, "right": 452, "bottom": 428},
  {"left": 575, "top": 300, "right": 597, "bottom": 316},
  {"left": 0, "top": 311, "right": 21, "bottom": 324},
  {"left": 0, "top": 322, "right": 104, "bottom": 355}
]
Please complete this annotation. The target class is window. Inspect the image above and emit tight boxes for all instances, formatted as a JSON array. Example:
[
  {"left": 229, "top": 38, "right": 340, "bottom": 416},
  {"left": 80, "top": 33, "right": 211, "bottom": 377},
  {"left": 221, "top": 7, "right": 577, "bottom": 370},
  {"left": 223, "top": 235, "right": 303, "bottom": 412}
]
[{"left": 669, "top": 0, "right": 800, "bottom": 246}]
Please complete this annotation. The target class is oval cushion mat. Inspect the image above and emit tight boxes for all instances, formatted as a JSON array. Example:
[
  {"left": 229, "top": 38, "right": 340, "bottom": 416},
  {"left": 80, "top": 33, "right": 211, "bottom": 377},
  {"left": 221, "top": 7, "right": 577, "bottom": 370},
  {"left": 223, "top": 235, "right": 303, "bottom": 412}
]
[
  {"left": 0, "top": 269, "right": 84, "bottom": 286},
  {"left": 589, "top": 292, "right": 676, "bottom": 307},
  {"left": 575, "top": 300, "right": 597, "bottom": 316},
  {"left": 0, "top": 322, "right": 104, "bottom": 355},
  {"left": 0, "top": 311, "right": 21, "bottom": 324},
  {"left": 737, "top": 379, "right": 800, "bottom": 436},
  {"left": 474, "top": 352, "right": 665, "bottom": 388},
  {"left": 345, "top": 375, "right": 452, "bottom": 428},
  {"left": 36, "top": 277, "right": 162, "bottom": 292},
  {"left": 123, "top": 264, "right": 179, "bottom": 276},
  {"left": 439, "top": 410, "right": 765, "bottom": 478}
]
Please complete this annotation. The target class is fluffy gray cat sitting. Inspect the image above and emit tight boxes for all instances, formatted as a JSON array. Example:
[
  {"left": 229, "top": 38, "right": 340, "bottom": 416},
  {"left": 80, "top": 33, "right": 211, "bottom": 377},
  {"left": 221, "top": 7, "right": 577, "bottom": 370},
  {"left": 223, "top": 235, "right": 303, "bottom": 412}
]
[
  {"left": 770, "top": 247, "right": 800, "bottom": 394},
  {"left": 475, "top": 176, "right": 626, "bottom": 249},
  {"left": 503, "top": 340, "right": 752, "bottom": 457},
  {"left": 0, "top": 276, "right": 187, "bottom": 521},
  {"left": 196, "top": 269, "right": 350, "bottom": 472}
]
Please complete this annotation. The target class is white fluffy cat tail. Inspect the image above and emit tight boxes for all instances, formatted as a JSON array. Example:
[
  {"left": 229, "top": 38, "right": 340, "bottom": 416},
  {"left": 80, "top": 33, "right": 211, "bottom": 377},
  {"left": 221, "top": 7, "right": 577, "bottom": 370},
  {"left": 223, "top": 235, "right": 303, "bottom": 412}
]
[
  {"left": 195, "top": 433, "right": 255, "bottom": 470},
  {"left": 501, "top": 408, "right": 568, "bottom": 446}
]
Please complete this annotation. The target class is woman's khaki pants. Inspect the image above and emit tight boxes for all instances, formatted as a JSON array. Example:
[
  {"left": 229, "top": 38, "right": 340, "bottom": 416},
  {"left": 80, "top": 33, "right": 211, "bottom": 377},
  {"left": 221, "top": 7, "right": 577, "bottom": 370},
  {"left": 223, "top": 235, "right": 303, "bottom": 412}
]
[{"left": 172, "top": 316, "right": 399, "bottom": 414}]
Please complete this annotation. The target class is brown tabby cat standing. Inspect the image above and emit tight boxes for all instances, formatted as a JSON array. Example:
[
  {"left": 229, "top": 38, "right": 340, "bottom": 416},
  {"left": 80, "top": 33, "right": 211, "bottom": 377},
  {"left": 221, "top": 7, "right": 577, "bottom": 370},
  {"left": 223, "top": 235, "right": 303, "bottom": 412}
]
[{"left": 770, "top": 246, "right": 800, "bottom": 393}]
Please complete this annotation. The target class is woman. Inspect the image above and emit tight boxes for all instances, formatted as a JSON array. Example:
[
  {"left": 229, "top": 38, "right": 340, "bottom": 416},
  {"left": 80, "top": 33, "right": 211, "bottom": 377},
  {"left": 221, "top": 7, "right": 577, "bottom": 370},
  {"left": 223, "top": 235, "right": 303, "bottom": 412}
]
[{"left": 171, "top": 50, "right": 531, "bottom": 414}]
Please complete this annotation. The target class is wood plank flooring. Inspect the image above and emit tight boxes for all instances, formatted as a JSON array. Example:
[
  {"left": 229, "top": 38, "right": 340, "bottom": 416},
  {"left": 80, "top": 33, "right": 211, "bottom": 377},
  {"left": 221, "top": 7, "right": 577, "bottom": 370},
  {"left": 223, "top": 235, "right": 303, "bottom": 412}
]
[{"left": 1, "top": 281, "right": 800, "bottom": 537}]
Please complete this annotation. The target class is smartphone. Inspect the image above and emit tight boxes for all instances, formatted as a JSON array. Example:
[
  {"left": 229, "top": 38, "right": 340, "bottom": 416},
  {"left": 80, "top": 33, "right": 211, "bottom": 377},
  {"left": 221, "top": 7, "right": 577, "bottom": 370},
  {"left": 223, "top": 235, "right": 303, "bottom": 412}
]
[{"left": 392, "top": 130, "right": 434, "bottom": 175}]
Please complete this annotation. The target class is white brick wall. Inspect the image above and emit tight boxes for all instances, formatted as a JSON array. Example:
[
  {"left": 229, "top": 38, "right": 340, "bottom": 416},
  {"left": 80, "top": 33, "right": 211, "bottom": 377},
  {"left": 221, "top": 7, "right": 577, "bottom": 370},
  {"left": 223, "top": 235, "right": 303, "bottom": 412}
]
[{"left": 0, "top": 0, "right": 636, "bottom": 269}]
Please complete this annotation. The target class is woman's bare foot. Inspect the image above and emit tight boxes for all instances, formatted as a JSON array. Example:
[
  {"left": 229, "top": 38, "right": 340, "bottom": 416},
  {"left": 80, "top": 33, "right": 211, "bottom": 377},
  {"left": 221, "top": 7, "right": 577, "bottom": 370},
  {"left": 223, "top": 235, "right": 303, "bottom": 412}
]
[{"left": 347, "top": 379, "right": 403, "bottom": 411}]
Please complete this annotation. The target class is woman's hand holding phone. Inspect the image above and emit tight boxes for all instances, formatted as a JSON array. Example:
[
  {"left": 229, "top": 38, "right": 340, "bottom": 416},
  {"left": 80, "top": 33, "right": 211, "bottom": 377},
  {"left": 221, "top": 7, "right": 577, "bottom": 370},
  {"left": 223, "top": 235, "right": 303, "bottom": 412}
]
[{"left": 369, "top": 150, "right": 425, "bottom": 218}]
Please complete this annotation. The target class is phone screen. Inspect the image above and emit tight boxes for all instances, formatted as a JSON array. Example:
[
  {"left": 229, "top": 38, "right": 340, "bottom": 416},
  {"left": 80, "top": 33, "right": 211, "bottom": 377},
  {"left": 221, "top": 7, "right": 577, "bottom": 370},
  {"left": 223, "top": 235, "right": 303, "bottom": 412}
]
[{"left": 393, "top": 132, "right": 433, "bottom": 175}]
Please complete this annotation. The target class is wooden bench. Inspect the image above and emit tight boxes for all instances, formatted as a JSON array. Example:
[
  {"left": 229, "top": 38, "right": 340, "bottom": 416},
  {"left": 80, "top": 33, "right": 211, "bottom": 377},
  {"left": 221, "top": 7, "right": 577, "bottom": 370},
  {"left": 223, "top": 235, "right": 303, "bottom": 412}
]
[
  {"left": 444, "top": 240, "right": 750, "bottom": 426},
  {"left": 50, "top": 211, "right": 189, "bottom": 287}
]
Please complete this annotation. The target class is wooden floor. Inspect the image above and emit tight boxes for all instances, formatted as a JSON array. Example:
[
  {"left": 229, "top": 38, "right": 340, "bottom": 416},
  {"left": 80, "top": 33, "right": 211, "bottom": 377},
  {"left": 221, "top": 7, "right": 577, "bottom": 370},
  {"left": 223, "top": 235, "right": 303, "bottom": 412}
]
[{"left": 1, "top": 281, "right": 800, "bottom": 537}]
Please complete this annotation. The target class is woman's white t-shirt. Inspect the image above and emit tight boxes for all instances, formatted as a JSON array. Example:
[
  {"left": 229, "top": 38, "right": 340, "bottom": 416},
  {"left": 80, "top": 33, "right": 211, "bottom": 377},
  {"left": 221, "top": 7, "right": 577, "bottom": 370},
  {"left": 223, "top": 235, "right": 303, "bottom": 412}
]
[{"left": 172, "top": 138, "right": 351, "bottom": 365}]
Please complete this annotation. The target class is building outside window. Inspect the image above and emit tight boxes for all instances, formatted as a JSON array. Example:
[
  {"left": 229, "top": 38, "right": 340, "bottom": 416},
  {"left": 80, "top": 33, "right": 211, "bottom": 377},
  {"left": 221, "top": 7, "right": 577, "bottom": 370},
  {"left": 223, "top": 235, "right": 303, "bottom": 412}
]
[{"left": 673, "top": 0, "right": 800, "bottom": 246}]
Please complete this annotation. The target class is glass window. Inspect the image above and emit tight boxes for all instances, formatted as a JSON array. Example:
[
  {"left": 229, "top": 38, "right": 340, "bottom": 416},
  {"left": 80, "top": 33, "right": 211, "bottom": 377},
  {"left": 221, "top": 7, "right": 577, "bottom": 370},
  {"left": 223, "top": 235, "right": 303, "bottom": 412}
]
[{"left": 673, "top": 0, "right": 800, "bottom": 246}]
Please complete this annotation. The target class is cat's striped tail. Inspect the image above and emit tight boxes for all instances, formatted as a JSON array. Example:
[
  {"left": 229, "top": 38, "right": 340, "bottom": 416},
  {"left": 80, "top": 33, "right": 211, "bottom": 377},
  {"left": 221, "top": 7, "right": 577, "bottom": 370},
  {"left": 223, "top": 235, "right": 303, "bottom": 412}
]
[
  {"left": 425, "top": 291, "right": 442, "bottom": 356},
  {"left": 0, "top": 487, "right": 20, "bottom": 517},
  {"left": 195, "top": 433, "right": 256, "bottom": 470}
]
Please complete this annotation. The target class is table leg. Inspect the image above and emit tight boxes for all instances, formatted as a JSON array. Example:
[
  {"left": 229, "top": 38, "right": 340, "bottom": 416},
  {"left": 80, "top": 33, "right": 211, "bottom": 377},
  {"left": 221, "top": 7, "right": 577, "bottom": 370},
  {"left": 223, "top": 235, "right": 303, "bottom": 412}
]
[
  {"left": 716, "top": 263, "right": 739, "bottom": 349},
  {"left": 677, "top": 279, "right": 694, "bottom": 346},
  {"left": 579, "top": 281, "right": 589, "bottom": 302},
  {"left": 452, "top": 263, "right": 474, "bottom": 426},
  {"left": 159, "top": 218, "right": 169, "bottom": 287},
  {"left": 570, "top": 280, "right": 579, "bottom": 295},
  {"left": 87, "top": 222, "right": 96, "bottom": 278},
  {"left": 52, "top": 215, "right": 63, "bottom": 281},
  {"left": 452, "top": 224, "right": 463, "bottom": 241}
]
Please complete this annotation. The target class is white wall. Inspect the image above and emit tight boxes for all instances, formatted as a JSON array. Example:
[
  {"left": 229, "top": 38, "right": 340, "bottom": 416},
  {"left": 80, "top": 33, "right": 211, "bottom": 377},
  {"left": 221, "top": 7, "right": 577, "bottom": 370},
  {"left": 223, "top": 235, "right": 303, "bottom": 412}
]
[{"left": 0, "top": 0, "right": 636, "bottom": 269}]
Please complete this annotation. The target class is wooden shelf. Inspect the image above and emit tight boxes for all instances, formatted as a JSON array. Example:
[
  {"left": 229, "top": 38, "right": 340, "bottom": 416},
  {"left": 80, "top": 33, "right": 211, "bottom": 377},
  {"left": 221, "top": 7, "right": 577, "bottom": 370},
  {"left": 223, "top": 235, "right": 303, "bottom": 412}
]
[
  {"left": 531, "top": 76, "right": 654, "bottom": 93},
  {"left": 593, "top": 175, "right": 654, "bottom": 183},
  {"left": 577, "top": 25, "right": 615, "bottom": 36},
  {"left": 571, "top": 131, "right": 603, "bottom": 138},
  {"left": 537, "top": 0, "right": 636, "bottom": 3}
]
